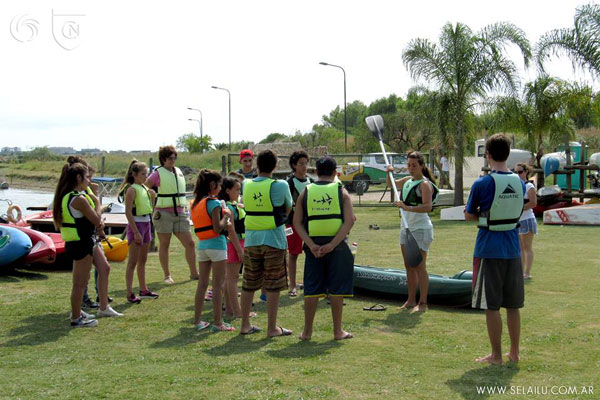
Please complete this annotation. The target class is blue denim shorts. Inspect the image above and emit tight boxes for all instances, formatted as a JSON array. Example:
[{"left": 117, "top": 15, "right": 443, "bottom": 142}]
[{"left": 518, "top": 218, "right": 537, "bottom": 235}]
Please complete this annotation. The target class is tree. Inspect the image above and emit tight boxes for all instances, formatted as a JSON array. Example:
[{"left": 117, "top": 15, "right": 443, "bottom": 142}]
[
  {"left": 403, "top": 22, "right": 531, "bottom": 205},
  {"left": 537, "top": 3, "right": 600, "bottom": 78},
  {"left": 176, "top": 133, "right": 212, "bottom": 153},
  {"left": 259, "top": 133, "right": 287, "bottom": 144},
  {"left": 486, "top": 76, "right": 578, "bottom": 187}
]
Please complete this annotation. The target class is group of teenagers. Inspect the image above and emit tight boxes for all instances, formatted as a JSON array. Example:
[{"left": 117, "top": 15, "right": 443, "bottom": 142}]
[{"left": 53, "top": 133, "right": 533, "bottom": 362}]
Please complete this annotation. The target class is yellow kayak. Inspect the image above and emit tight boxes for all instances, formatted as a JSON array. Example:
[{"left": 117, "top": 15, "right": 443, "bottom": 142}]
[{"left": 101, "top": 236, "right": 129, "bottom": 262}]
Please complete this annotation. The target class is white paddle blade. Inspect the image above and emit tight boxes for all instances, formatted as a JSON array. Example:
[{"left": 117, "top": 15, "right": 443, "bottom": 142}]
[{"left": 365, "top": 115, "right": 384, "bottom": 140}]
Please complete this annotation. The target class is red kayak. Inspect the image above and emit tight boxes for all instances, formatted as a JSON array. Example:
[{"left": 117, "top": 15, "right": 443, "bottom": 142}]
[
  {"left": 14, "top": 210, "right": 53, "bottom": 228},
  {"left": 46, "top": 233, "right": 65, "bottom": 256},
  {"left": 0, "top": 224, "right": 56, "bottom": 264}
]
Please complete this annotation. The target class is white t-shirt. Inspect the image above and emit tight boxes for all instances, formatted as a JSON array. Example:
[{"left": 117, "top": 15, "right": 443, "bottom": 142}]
[
  {"left": 519, "top": 181, "right": 536, "bottom": 221},
  {"left": 441, "top": 156, "right": 449, "bottom": 172}
]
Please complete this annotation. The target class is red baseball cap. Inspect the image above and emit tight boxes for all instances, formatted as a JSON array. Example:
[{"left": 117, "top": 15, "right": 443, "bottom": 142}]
[{"left": 240, "top": 149, "right": 253, "bottom": 161}]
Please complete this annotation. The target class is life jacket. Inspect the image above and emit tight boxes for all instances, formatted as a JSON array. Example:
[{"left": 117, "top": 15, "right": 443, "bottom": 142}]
[
  {"left": 304, "top": 182, "right": 343, "bottom": 237},
  {"left": 286, "top": 175, "right": 313, "bottom": 223},
  {"left": 243, "top": 178, "right": 286, "bottom": 230},
  {"left": 60, "top": 191, "right": 96, "bottom": 242},
  {"left": 119, "top": 183, "right": 153, "bottom": 216},
  {"left": 155, "top": 166, "right": 188, "bottom": 214},
  {"left": 191, "top": 196, "right": 223, "bottom": 240},
  {"left": 401, "top": 178, "right": 439, "bottom": 206},
  {"left": 227, "top": 201, "right": 246, "bottom": 240},
  {"left": 85, "top": 186, "right": 97, "bottom": 208},
  {"left": 478, "top": 172, "right": 524, "bottom": 231}
]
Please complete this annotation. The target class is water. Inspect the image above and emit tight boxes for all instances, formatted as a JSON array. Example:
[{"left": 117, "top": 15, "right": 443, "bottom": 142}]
[{"left": 0, "top": 188, "right": 118, "bottom": 217}]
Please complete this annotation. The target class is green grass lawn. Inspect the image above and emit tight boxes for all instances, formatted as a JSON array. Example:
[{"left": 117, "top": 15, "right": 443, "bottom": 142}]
[{"left": 1, "top": 207, "right": 599, "bottom": 399}]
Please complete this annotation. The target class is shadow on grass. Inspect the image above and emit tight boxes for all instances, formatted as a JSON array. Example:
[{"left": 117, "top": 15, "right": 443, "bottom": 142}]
[
  {"left": 150, "top": 326, "right": 211, "bottom": 348},
  {"left": 108, "top": 278, "right": 190, "bottom": 298},
  {"left": 203, "top": 334, "right": 271, "bottom": 356},
  {"left": 0, "top": 269, "right": 48, "bottom": 283},
  {"left": 446, "top": 363, "right": 520, "bottom": 400},
  {"left": 1, "top": 313, "right": 70, "bottom": 347},
  {"left": 266, "top": 339, "right": 342, "bottom": 359}
]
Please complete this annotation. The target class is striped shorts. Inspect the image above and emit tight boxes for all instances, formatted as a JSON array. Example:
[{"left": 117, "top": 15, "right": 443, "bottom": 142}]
[{"left": 242, "top": 245, "right": 288, "bottom": 292}]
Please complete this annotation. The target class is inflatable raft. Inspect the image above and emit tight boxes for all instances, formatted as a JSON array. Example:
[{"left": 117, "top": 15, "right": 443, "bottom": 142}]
[
  {"left": 0, "top": 225, "right": 32, "bottom": 267},
  {"left": 543, "top": 204, "right": 600, "bottom": 226},
  {"left": 353, "top": 265, "right": 473, "bottom": 306}
]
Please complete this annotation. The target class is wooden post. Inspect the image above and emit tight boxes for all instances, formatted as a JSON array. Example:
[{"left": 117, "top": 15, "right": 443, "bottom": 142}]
[
  {"left": 100, "top": 156, "right": 105, "bottom": 177},
  {"left": 483, "top": 132, "right": 489, "bottom": 175},
  {"left": 580, "top": 141, "right": 586, "bottom": 202},
  {"left": 149, "top": 157, "right": 153, "bottom": 171},
  {"left": 222, "top": 155, "right": 227, "bottom": 175}
]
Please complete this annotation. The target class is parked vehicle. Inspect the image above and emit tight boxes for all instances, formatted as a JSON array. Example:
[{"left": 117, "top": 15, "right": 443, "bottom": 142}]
[{"left": 337, "top": 153, "right": 408, "bottom": 193}]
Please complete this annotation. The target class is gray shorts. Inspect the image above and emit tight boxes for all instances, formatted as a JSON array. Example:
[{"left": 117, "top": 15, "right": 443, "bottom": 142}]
[
  {"left": 400, "top": 227, "right": 433, "bottom": 252},
  {"left": 472, "top": 257, "right": 524, "bottom": 310},
  {"left": 153, "top": 209, "right": 192, "bottom": 234}
]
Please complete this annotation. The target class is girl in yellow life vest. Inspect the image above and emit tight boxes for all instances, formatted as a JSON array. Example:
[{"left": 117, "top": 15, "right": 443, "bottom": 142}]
[
  {"left": 66, "top": 156, "right": 122, "bottom": 318},
  {"left": 53, "top": 162, "right": 103, "bottom": 328},
  {"left": 118, "top": 160, "right": 159, "bottom": 304},
  {"left": 191, "top": 169, "right": 235, "bottom": 332},
  {"left": 218, "top": 176, "right": 257, "bottom": 321},
  {"left": 386, "top": 151, "right": 438, "bottom": 313}
]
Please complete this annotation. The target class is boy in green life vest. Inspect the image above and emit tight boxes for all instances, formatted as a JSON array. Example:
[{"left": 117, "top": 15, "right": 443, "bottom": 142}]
[
  {"left": 239, "top": 150, "right": 293, "bottom": 337},
  {"left": 294, "top": 156, "right": 355, "bottom": 341},
  {"left": 465, "top": 133, "right": 526, "bottom": 365}
]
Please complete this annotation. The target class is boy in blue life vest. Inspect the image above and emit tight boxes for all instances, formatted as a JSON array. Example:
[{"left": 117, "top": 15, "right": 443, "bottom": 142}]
[
  {"left": 293, "top": 156, "right": 355, "bottom": 341},
  {"left": 465, "top": 133, "right": 526, "bottom": 365}
]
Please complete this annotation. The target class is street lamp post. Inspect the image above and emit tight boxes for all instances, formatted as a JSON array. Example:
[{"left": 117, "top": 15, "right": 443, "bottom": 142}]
[
  {"left": 186, "top": 107, "right": 203, "bottom": 139},
  {"left": 319, "top": 61, "right": 347, "bottom": 151},
  {"left": 211, "top": 86, "right": 231, "bottom": 151}
]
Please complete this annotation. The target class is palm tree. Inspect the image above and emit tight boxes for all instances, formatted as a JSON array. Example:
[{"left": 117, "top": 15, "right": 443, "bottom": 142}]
[
  {"left": 403, "top": 22, "right": 531, "bottom": 205},
  {"left": 537, "top": 3, "right": 600, "bottom": 78},
  {"left": 486, "top": 76, "right": 577, "bottom": 187}
]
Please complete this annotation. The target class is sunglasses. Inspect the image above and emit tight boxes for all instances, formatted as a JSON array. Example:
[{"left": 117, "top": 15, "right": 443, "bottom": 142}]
[
  {"left": 515, "top": 170, "right": 525, "bottom": 174},
  {"left": 168, "top": 155, "right": 177, "bottom": 160}
]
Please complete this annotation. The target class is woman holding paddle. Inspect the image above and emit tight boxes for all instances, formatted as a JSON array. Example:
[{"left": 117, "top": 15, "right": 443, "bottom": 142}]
[{"left": 386, "top": 152, "right": 438, "bottom": 313}]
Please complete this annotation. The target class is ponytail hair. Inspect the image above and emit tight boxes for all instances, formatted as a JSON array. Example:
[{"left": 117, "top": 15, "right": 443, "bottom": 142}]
[
  {"left": 218, "top": 176, "right": 240, "bottom": 202},
  {"left": 192, "top": 169, "right": 222, "bottom": 207},
  {"left": 53, "top": 162, "right": 88, "bottom": 228},
  {"left": 407, "top": 151, "right": 436, "bottom": 185},
  {"left": 118, "top": 160, "right": 147, "bottom": 201}
]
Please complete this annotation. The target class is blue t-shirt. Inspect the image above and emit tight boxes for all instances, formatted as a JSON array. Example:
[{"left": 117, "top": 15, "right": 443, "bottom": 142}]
[
  {"left": 197, "top": 198, "right": 227, "bottom": 250},
  {"left": 465, "top": 172, "right": 526, "bottom": 259},
  {"left": 242, "top": 177, "right": 292, "bottom": 250}
]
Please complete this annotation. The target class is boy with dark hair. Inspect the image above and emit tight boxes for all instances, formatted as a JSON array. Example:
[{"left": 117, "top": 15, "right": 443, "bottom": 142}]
[
  {"left": 286, "top": 150, "right": 314, "bottom": 297},
  {"left": 294, "top": 156, "right": 355, "bottom": 341},
  {"left": 464, "top": 133, "right": 526, "bottom": 365},
  {"left": 239, "top": 150, "right": 293, "bottom": 337}
]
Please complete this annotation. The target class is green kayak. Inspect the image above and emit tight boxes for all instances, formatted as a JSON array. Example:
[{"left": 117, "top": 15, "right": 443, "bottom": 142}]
[{"left": 353, "top": 265, "right": 473, "bottom": 306}]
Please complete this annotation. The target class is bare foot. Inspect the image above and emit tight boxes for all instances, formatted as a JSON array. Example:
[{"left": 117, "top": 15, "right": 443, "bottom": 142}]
[
  {"left": 505, "top": 353, "right": 520, "bottom": 362},
  {"left": 410, "top": 303, "right": 428, "bottom": 313},
  {"left": 399, "top": 301, "right": 417, "bottom": 310},
  {"left": 299, "top": 333, "right": 311, "bottom": 341},
  {"left": 475, "top": 354, "right": 503, "bottom": 365},
  {"left": 334, "top": 331, "right": 354, "bottom": 340}
]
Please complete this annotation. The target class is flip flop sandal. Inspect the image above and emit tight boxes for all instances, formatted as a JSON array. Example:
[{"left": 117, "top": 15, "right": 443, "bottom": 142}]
[
  {"left": 363, "top": 304, "right": 386, "bottom": 311},
  {"left": 240, "top": 325, "right": 261, "bottom": 335},
  {"left": 288, "top": 289, "right": 298, "bottom": 297},
  {"left": 268, "top": 326, "right": 292, "bottom": 337},
  {"left": 335, "top": 332, "right": 354, "bottom": 340}
]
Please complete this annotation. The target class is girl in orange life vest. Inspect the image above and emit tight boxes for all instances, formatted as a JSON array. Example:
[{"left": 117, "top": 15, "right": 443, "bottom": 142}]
[
  {"left": 191, "top": 169, "right": 235, "bottom": 332},
  {"left": 118, "top": 160, "right": 159, "bottom": 304},
  {"left": 53, "top": 163, "right": 103, "bottom": 328}
]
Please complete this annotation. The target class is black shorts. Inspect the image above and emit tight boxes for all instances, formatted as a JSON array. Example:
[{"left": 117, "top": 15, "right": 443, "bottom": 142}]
[
  {"left": 472, "top": 257, "right": 524, "bottom": 310},
  {"left": 303, "top": 241, "right": 354, "bottom": 298},
  {"left": 65, "top": 239, "right": 95, "bottom": 261}
]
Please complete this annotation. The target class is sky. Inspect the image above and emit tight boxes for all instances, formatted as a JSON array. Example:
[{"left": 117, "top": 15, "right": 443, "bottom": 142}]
[{"left": 1, "top": 0, "right": 597, "bottom": 151}]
